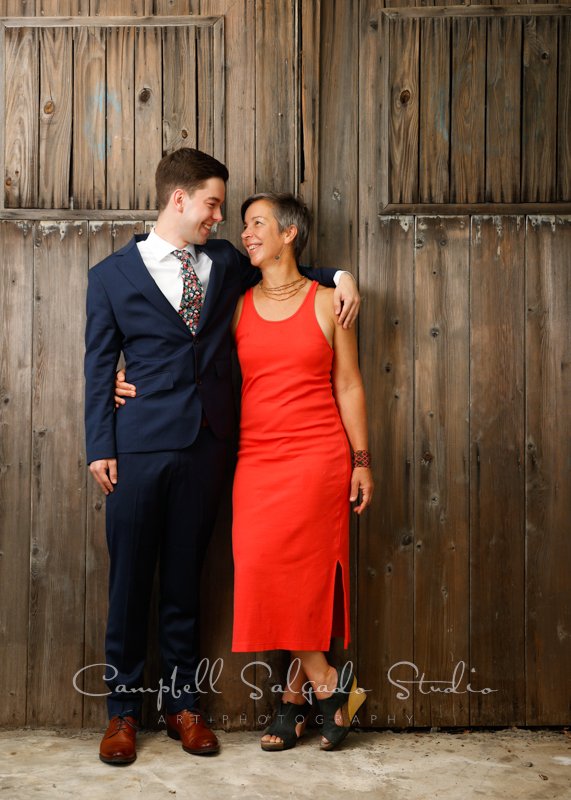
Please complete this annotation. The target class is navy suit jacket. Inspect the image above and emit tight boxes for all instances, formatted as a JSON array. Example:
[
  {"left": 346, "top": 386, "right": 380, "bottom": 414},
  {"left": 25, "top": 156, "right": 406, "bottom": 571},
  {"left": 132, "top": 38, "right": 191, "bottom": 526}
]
[{"left": 84, "top": 234, "right": 336, "bottom": 464}]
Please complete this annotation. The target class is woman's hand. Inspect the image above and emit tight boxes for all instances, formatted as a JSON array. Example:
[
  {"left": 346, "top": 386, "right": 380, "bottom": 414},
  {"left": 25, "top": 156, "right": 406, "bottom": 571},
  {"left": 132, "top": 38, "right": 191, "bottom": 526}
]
[
  {"left": 114, "top": 368, "right": 136, "bottom": 408},
  {"left": 350, "top": 467, "right": 374, "bottom": 514},
  {"left": 334, "top": 273, "right": 360, "bottom": 329}
]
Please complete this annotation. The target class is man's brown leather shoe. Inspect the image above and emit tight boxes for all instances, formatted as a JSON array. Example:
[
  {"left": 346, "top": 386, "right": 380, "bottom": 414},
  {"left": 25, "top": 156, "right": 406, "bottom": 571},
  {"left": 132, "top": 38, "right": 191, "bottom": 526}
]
[
  {"left": 166, "top": 709, "right": 220, "bottom": 755},
  {"left": 99, "top": 715, "right": 138, "bottom": 764}
]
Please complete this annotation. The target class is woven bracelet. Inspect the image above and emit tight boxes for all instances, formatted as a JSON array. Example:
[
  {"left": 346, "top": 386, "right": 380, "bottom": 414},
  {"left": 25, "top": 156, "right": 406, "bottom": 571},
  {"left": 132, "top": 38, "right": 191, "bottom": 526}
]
[{"left": 353, "top": 450, "right": 371, "bottom": 469}]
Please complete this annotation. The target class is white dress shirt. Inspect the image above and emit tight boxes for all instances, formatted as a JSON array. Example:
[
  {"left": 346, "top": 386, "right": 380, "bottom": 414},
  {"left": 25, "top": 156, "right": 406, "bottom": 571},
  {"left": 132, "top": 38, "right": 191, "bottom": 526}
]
[
  {"left": 137, "top": 229, "right": 214, "bottom": 311},
  {"left": 137, "top": 228, "right": 348, "bottom": 311}
]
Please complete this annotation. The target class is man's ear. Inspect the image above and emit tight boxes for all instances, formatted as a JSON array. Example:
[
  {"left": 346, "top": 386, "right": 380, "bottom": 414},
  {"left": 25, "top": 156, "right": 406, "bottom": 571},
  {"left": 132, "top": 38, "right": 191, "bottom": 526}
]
[{"left": 172, "top": 188, "right": 185, "bottom": 212}]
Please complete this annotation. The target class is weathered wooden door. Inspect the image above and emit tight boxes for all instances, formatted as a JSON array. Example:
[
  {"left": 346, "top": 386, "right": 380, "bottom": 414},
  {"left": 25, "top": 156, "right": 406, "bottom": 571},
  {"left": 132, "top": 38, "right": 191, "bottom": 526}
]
[{"left": 1, "top": 0, "right": 570, "bottom": 732}]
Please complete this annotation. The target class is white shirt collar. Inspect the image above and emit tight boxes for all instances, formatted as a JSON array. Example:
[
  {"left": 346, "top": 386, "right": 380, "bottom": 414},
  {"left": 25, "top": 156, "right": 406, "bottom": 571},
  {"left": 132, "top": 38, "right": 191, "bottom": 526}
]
[{"left": 146, "top": 228, "right": 198, "bottom": 262}]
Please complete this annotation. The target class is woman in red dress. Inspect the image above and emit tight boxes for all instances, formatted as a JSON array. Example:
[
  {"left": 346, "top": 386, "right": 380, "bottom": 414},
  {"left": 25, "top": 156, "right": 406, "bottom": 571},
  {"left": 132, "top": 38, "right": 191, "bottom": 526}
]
[{"left": 231, "top": 193, "right": 373, "bottom": 751}]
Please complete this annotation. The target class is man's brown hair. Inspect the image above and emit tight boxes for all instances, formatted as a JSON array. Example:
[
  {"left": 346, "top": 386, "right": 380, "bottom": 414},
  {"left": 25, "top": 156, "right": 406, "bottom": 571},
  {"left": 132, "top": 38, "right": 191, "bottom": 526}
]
[{"left": 155, "top": 148, "right": 229, "bottom": 211}]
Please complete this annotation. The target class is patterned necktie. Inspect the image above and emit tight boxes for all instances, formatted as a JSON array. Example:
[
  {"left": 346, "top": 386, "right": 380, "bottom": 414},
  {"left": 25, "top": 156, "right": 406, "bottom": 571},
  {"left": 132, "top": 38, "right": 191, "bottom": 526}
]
[{"left": 173, "top": 248, "right": 204, "bottom": 335}]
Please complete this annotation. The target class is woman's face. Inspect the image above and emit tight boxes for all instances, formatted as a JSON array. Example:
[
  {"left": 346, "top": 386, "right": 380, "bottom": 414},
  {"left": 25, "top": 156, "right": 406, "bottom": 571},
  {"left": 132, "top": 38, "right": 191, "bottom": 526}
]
[{"left": 241, "top": 199, "right": 286, "bottom": 268}]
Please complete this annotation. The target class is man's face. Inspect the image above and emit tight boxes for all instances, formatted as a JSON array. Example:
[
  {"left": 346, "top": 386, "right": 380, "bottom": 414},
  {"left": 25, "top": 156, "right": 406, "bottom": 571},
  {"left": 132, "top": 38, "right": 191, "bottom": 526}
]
[{"left": 180, "top": 177, "right": 225, "bottom": 244}]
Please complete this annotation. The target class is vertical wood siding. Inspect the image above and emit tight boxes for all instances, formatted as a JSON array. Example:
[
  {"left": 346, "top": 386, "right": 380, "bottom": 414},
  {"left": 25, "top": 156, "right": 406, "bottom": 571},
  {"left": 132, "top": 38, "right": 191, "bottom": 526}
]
[{"left": 0, "top": 1, "right": 569, "bottom": 730}]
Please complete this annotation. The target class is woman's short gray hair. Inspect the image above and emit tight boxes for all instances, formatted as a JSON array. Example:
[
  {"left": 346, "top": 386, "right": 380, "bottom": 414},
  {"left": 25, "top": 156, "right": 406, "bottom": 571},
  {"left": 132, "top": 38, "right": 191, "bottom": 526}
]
[{"left": 240, "top": 192, "right": 311, "bottom": 262}]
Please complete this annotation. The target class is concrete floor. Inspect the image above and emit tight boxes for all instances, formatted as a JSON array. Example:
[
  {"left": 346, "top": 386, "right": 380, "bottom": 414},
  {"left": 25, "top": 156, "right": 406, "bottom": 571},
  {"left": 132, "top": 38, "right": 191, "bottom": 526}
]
[{"left": 0, "top": 727, "right": 570, "bottom": 799}]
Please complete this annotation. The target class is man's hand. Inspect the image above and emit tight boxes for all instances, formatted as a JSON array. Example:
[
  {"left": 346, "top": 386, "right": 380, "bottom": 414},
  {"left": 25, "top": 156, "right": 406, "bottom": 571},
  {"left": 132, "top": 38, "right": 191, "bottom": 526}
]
[
  {"left": 89, "top": 459, "right": 118, "bottom": 495},
  {"left": 115, "top": 368, "right": 136, "bottom": 408},
  {"left": 334, "top": 273, "right": 360, "bottom": 329}
]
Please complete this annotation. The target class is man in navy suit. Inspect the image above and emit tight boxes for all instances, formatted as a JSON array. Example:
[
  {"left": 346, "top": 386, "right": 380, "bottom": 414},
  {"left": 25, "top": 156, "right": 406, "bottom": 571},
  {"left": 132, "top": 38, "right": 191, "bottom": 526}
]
[{"left": 85, "top": 148, "right": 359, "bottom": 764}]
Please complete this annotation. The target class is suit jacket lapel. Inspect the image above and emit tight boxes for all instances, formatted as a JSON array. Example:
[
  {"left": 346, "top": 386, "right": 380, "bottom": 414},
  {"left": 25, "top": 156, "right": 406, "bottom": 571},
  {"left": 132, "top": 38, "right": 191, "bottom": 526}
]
[
  {"left": 196, "top": 244, "right": 227, "bottom": 333},
  {"left": 116, "top": 236, "right": 192, "bottom": 336}
]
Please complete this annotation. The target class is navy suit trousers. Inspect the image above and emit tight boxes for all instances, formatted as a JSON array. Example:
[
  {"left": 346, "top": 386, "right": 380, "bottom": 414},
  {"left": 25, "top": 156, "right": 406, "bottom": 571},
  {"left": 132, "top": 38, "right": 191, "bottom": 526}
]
[{"left": 104, "top": 427, "right": 230, "bottom": 719}]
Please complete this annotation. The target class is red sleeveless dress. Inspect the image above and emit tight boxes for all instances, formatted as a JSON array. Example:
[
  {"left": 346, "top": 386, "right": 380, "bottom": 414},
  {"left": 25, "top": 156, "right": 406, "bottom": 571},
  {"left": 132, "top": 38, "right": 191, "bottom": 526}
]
[{"left": 231, "top": 281, "right": 352, "bottom": 652}]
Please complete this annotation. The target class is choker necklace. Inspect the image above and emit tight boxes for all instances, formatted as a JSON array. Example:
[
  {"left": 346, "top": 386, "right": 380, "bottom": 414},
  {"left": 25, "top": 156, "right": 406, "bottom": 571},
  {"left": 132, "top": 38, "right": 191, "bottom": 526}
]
[{"left": 260, "top": 275, "right": 307, "bottom": 301}]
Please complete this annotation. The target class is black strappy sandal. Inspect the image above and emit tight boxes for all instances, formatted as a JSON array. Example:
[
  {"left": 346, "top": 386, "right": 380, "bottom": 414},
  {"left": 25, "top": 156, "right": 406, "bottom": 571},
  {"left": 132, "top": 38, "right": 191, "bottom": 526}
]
[
  {"left": 260, "top": 700, "right": 312, "bottom": 751},
  {"left": 316, "top": 671, "right": 367, "bottom": 751}
]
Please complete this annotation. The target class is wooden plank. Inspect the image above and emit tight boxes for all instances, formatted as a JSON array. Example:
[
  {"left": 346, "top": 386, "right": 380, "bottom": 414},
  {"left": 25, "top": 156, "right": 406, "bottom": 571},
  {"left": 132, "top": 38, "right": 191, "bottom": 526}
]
[
  {"left": 486, "top": 16, "right": 522, "bottom": 202},
  {"left": 0, "top": 210, "right": 159, "bottom": 220},
  {"left": 154, "top": 0, "right": 199, "bottom": 12},
  {"left": 3, "top": 0, "right": 36, "bottom": 14},
  {"left": 0, "top": 221, "right": 33, "bottom": 726},
  {"left": 383, "top": 5, "right": 571, "bottom": 19},
  {"left": 522, "top": 16, "right": 558, "bottom": 201},
  {"left": 39, "top": 27, "right": 73, "bottom": 209},
  {"left": 38, "top": 0, "right": 89, "bottom": 13},
  {"left": 90, "top": 0, "right": 153, "bottom": 14},
  {"left": 196, "top": 25, "right": 214, "bottom": 155},
  {"left": 83, "top": 220, "right": 144, "bottom": 728},
  {"left": 419, "top": 18, "right": 450, "bottom": 202},
  {"left": 72, "top": 26, "right": 106, "bottom": 209},
  {"left": 316, "top": 0, "right": 359, "bottom": 267},
  {"left": 557, "top": 16, "right": 571, "bottom": 200},
  {"left": 299, "top": 0, "right": 321, "bottom": 260},
  {"left": 82, "top": 221, "right": 113, "bottom": 730},
  {"left": 212, "top": 18, "right": 225, "bottom": 165},
  {"left": 316, "top": 0, "right": 360, "bottom": 698},
  {"left": 28, "top": 221, "right": 88, "bottom": 727},
  {"left": 4, "top": 26, "right": 38, "bottom": 207},
  {"left": 106, "top": 25, "right": 135, "bottom": 209},
  {"left": 358, "top": 216, "right": 415, "bottom": 729},
  {"left": 383, "top": 203, "right": 571, "bottom": 214},
  {"left": 162, "top": 25, "right": 197, "bottom": 153},
  {"left": 134, "top": 26, "right": 162, "bottom": 209},
  {"left": 1, "top": 15, "right": 220, "bottom": 26},
  {"left": 450, "top": 17, "right": 486, "bottom": 203},
  {"left": 525, "top": 215, "right": 571, "bottom": 725},
  {"left": 413, "top": 216, "right": 470, "bottom": 727},
  {"left": 469, "top": 215, "right": 526, "bottom": 726},
  {"left": 388, "top": 18, "right": 419, "bottom": 203},
  {"left": 255, "top": 0, "right": 297, "bottom": 191}
]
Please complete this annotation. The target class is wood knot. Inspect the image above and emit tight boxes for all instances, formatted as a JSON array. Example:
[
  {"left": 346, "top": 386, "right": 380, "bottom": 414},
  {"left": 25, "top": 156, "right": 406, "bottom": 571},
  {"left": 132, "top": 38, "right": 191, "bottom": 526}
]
[
  {"left": 44, "top": 100, "right": 55, "bottom": 115},
  {"left": 139, "top": 88, "right": 151, "bottom": 103},
  {"left": 181, "top": 129, "right": 188, "bottom": 139},
  {"left": 541, "top": 51, "right": 550, "bottom": 62},
  {"left": 399, "top": 89, "right": 411, "bottom": 105}
]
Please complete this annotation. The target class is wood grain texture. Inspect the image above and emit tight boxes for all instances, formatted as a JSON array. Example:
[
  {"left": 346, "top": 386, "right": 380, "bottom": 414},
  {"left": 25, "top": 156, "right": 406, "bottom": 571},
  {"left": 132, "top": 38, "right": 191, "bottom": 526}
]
[
  {"left": 106, "top": 25, "right": 135, "bottom": 209},
  {"left": 413, "top": 216, "right": 470, "bottom": 727},
  {"left": 389, "top": 18, "right": 419, "bottom": 203},
  {"left": 134, "top": 26, "right": 162, "bottom": 209},
  {"left": 28, "top": 221, "right": 88, "bottom": 727},
  {"left": 419, "top": 18, "right": 450, "bottom": 202},
  {"left": 469, "top": 216, "right": 526, "bottom": 726},
  {"left": 3, "top": 0, "right": 36, "bottom": 14},
  {"left": 525, "top": 215, "right": 571, "bottom": 725},
  {"left": 153, "top": 0, "right": 200, "bottom": 12},
  {"left": 358, "top": 216, "right": 415, "bottom": 729},
  {"left": 486, "top": 16, "right": 522, "bottom": 202},
  {"left": 299, "top": 0, "right": 321, "bottom": 260},
  {"left": 162, "top": 25, "right": 197, "bottom": 153},
  {"left": 38, "top": 0, "right": 89, "bottom": 13},
  {"left": 557, "top": 16, "right": 571, "bottom": 200},
  {"left": 72, "top": 26, "right": 106, "bottom": 209},
  {"left": 82, "top": 221, "right": 114, "bottom": 730},
  {"left": 316, "top": 0, "right": 358, "bottom": 267},
  {"left": 201, "top": 0, "right": 254, "bottom": 251},
  {"left": 255, "top": 0, "right": 297, "bottom": 191},
  {"left": 450, "top": 17, "right": 486, "bottom": 203},
  {"left": 90, "top": 0, "right": 153, "bottom": 14},
  {"left": 4, "top": 26, "right": 38, "bottom": 207},
  {"left": 196, "top": 24, "right": 214, "bottom": 155},
  {"left": 522, "top": 16, "right": 558, "bottom": 201},
  {"left": 39, "top": 27, "right": 72, "bottom": 208},
  {"left": 0, "top": 221, "right": 33, "bottom": 726}
]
